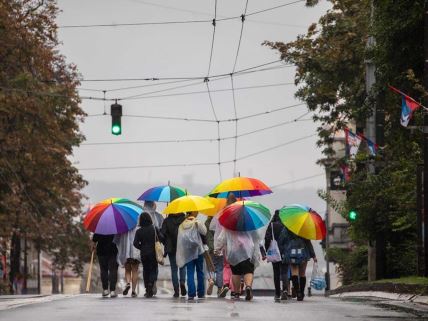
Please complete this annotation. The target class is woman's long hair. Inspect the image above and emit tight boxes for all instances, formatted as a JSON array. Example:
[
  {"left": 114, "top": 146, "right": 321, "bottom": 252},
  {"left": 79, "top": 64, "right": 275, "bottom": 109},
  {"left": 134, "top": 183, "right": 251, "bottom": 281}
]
[{"left": 139, "top": 212, "right": 153, "bottom": 227}]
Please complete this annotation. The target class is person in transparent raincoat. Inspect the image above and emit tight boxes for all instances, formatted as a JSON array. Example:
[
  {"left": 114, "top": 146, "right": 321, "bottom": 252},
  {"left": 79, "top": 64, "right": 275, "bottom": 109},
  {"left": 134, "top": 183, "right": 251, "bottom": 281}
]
[
  {"left": 176, "top": 211, "right": 207, "bottom": 300},
  {"left": 214, "top": 227, "right": 263, "bottom": 301}
]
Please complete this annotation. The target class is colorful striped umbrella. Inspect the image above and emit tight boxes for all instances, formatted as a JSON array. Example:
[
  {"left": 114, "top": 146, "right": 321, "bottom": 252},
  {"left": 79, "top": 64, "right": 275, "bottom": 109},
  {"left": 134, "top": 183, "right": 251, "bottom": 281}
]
[
  {"left": 208, "top": 176, "right": 272, "bottom": 198},
  {"left": 218, "top": 200, "right": 271, "bottom": 231},
  {"left": 83, "top": 198, "right": 143, "bottom": 235},
  {"left": 163, "top": 195, "right": 214, "bottom": 215},
  {"left": 138, "top": 185, "right": 186, "bottom": 203},
  {"left": 279, "top": 204, "right": 326, "bottom": 240}
]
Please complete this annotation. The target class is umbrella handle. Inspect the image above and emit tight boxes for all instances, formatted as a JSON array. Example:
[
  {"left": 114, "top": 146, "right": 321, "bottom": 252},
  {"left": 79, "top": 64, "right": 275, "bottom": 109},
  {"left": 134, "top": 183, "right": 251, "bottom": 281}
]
[{"left": 86, "top": 249, "right": 95, "bottom": 293}]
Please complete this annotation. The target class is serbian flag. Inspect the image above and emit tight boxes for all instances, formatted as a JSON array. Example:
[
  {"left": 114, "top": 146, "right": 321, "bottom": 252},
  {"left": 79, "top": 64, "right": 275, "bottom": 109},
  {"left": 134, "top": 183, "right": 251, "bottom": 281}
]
[
  {"left": 340, "top": 164, "right": 350, "bottom": 182},
  {"left": 388, "top": 85, "right": 422, "bottom": 127},
  {"left": 366, "top": 138, "right": 378, "bottom": 156},
  {"left": 344, "top": 128, "right": 362, "bottom": 159}
]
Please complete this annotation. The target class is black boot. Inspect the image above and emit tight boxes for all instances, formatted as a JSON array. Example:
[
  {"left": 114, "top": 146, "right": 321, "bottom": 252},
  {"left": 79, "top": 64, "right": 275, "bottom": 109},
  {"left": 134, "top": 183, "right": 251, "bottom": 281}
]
[
  {"left": 173, "top": 286, "right": 179, "bottom": 298},
  {"left": 297, "top": 276, "right": 306, "bottom": 301},
  {"left": 180, "top": 282, "right": 187, "bottom": 297},
  {"left": 146, "top": 283, "right": 153, "bottom": 298},
  {"left": 291, "top": 276, "right": 299, "bottom": 299}
]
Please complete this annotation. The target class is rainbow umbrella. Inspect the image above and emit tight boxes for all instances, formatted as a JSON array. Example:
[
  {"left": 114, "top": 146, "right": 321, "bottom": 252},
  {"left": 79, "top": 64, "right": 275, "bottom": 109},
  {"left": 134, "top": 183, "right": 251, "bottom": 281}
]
[
  {"left": 208, "top": 176, "right": 272, "bottom": 198},
  {"left": 83, "top": 198, "right": 143, "bottom": 235},
  {"left": 163, "top": 195, "right": 214, "bottom": 215},
  {"left": 200, "top": 196, "right": 246, "bottom": 216},
  {"left": 279, "top": 204, "right": 326, "bottom": 240},
  {"left": 218, "top": 200, "right": 271, "bottom": 231},
  {"left": 138, "top": 185, "right": 186, "bottom": 203}
]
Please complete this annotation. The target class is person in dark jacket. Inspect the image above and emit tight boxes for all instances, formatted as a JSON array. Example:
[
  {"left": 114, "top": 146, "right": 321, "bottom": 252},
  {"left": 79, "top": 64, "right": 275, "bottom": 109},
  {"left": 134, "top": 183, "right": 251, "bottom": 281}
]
[
  {"left": 92, "top": 234, "right": 118, "bottom": 298},
  {"left": 264, "top": 210, "right": 289, "bottom": 301},
  {"left": 133, "top": 212, "right": 159, "bottom": 298},
  {"left": 160, "top": 212, "right": 187, "bottom": 297},
  {"left": 278, "top": 224, "right": 317, "bottom": 302}
]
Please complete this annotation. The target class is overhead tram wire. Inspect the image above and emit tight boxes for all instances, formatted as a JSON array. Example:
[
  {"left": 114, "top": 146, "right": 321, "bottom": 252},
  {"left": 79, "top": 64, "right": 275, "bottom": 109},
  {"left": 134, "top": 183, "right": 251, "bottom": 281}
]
[
  {"left": 80, "top": 113, "right": 311, "bottom": 146},
  {"left": 78, "top": 133, "right": 315, "bottom": 171},
  {"left": 270, "top": 173, "right": 325, "bottom": 189},
  {"left": 77, "top": 59, "right": 289, "bottom": 82},
  {"left": 58, "top": 0, "right": 305, "bottom": 29},
  {"left": 205, "top": 0, "right": 222, "bottom": 181},
  {"left": 230, "top": 0, "right": 249, "bottom": 176},
  {"left": 85, "top": 101, "right": 306, "bottom": 123}
]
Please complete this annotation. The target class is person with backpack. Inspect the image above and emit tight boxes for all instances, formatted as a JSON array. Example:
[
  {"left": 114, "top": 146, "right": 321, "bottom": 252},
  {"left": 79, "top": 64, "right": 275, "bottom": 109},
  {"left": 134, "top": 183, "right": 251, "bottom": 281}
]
[
  {"left": 278, "top": 226, "right": 317, "bottom": 301},
  {"left": 176, "top": 211, "right": 207, "bottom": 300},
  {"left": 160, "top": 212, "right": 187, "bottom": 297},
  {"left": 133, "top": 212, "right": 160, "bottom": 298},
  {"left": 264, "top": 210, "right": 289, "bottom": 301}
]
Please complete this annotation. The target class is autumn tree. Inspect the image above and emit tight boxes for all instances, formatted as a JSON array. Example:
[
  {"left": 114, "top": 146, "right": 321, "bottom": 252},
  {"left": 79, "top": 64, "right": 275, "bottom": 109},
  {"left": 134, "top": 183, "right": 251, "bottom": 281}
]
[{"left": 0, "top": 0, "right": 89, "bottom": 291}]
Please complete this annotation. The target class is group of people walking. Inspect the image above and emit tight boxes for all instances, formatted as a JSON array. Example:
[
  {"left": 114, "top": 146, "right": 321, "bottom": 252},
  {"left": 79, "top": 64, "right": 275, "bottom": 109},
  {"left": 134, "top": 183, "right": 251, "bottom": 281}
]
[{"left": 92, "top": 198, "right": 317, "bottom": 302}]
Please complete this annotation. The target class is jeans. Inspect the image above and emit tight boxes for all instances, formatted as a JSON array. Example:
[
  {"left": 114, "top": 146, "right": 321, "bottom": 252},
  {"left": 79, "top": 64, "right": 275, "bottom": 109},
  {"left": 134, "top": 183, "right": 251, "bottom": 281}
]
[
  {"left": 186, "top": 254, "right": 205, "bottom": 298},
  {"left": 213, "top": 255, "right": 223, "bottom": 288},
  {"left": 98, "top": 255, "right": 118, "bottom": 291},
  {"left": 141, "top": 255, "right": 158, "bottom": 290},
  {"left": 272, "top": 262, "right": 289, "bottom": 296},
  {"left": 169, "top": 253, "right": 186, "bottom": 289}
]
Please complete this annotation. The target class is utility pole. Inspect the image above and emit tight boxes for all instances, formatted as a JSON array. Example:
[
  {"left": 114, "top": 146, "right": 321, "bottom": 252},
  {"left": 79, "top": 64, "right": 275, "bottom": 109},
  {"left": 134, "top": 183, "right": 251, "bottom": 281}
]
[
  {"left": 365, "top": 0, "right": 377, "bottom": 281},
  {"left": 423, "top": 0, "right": 428, "bottom": 277}
]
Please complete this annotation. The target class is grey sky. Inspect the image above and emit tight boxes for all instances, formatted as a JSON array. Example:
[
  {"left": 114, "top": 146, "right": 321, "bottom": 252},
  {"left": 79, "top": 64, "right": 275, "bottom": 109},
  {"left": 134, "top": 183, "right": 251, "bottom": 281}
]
[{"left": 57, "top": 0, "right": 331, "bottom": 213}]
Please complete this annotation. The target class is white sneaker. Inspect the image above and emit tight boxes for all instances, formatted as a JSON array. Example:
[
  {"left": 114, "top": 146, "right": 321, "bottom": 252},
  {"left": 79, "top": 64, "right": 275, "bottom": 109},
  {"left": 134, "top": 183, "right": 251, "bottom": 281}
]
[
  {"left": 102, "top": 290, "right": 109, "bottom": 297},
  {"left": 110, "top": 291, "right": 117, "bottom": 298}
]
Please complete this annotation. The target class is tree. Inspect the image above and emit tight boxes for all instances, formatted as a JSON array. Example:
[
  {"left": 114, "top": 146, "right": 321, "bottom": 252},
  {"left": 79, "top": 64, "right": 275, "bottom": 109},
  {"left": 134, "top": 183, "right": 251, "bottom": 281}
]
[
  {"left": 264, "top": 0, "right": 425, "bottom": 280},
  {"left": 0, "top": 0, "right": 89, "bottom": 290}
]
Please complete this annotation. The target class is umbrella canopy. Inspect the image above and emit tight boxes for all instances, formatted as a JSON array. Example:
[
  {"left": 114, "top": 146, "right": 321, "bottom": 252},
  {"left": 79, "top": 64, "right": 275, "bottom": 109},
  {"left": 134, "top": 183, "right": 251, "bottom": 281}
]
[
  {"left": 83, "top": 198, "right": 143, "bottom": 235},
  {"left": 138, "top": 185, "right": 186, "bottom": 203},
  {"left": 279, "top": 204, "right": 326, "bottom": 240},
  {"left": 218, "top": 200, "right": 271, "bottom": 231},
  {"left": 163, "top": 195, "right": 214, "bottom": 215},
  {"left": 208, "top": 176, "right": 272, "bottom": 198},
  {"left": 200, "top": 197, "right": 227, "bottom": 216}
]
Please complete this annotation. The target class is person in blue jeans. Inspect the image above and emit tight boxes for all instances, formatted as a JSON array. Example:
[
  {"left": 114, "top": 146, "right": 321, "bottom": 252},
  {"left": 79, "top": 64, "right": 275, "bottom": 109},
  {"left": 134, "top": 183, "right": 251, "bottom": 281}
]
[
  {"left": 160, "top": 213, "right": 187, "bottom": 297},
  {"left": 176, "top": 212, "right": 207, "bottom": 300}
]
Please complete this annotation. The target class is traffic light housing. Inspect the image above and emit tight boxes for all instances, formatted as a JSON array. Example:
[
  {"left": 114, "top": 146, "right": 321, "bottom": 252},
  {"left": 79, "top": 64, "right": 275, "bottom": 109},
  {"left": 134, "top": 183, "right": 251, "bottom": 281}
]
[
  {"left": 111, "top": 103, "right": 122, "bottom": 135},
  {"left": 348, "top": 210, "right": 357, "bottom": 221}
]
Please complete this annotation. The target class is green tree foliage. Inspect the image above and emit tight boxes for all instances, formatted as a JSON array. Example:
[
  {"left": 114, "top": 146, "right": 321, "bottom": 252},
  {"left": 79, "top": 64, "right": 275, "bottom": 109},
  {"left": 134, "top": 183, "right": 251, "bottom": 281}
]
[
  {"left": 265, "top": 0, "right": 424, "bottom": 280},
  {"left": 0, "top": 0, "right": 89, "bottom": 276}
]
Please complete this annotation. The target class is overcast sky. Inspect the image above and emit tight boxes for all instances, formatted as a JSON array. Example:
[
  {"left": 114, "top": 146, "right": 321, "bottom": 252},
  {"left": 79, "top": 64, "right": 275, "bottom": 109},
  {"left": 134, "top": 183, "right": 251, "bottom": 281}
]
[{"left": 56, "top": 0, "right": 331, "bottom": 213}]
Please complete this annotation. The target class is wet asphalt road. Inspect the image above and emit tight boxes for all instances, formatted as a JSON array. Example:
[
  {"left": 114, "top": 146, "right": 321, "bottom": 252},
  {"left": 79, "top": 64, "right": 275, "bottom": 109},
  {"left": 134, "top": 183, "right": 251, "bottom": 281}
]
[{"left": 0, "top": 294, "right": 426, "bottom": 321}]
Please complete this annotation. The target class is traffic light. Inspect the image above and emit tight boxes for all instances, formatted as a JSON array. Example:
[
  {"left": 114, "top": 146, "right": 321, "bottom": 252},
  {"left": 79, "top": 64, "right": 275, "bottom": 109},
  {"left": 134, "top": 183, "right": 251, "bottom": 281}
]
[
  {"left": 348, "top": 210, "right": 357, "bottom": 221},
  {"left": 111, "top": 102, "right": 122, "bottom": 135}
]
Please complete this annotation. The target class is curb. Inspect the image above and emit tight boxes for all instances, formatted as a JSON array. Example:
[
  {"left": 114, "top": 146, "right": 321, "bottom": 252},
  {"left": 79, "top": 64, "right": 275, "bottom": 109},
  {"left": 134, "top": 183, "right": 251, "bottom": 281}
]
[{"left": 0, "top": 294, "right": 77, "bottom": 311}]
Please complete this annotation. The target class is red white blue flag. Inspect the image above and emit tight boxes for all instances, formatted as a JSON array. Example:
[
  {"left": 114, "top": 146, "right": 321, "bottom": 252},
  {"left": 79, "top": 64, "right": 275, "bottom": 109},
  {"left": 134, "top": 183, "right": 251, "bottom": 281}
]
[
  {"left": 344, "top": 128, "right": 362, "bottom": 159},
  {"left": 388, "top": 85, "right": 422, "bottom": 127}
]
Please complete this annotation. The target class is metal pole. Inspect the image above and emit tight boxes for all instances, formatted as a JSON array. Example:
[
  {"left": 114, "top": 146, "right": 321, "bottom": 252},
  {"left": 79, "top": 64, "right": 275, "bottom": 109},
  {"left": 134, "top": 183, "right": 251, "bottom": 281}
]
[
  {"left": 417, "top": 164, "right": 424, "bottom": 276},
  {"left": 424, "top": 0, "right": 428, "bottom": 277}
]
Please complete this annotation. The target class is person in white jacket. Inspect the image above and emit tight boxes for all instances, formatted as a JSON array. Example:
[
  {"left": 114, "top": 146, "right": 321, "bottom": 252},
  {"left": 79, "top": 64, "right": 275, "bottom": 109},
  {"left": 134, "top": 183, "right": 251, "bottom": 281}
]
[{"left": 176, "top": 212, "right": 207, "bottom": 300}]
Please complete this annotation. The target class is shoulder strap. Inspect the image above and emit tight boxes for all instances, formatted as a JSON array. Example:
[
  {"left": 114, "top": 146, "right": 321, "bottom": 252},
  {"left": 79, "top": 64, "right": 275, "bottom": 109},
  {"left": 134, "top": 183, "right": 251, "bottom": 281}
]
[
  {"left": 153, "top": 225, "right": 159, "bottom": 242},
  {"left": 271, "top": 223, "right": 276, "bottom": 241}
]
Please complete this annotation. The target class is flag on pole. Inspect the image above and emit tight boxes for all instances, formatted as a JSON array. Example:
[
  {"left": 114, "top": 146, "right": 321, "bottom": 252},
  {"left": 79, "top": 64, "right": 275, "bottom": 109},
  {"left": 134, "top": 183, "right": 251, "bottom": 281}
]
[
  {"left": 388, "top": 85, "right": 422, "bottom": 127},
  {"left": 340, "top": 164, "right": 350, "bottom": 182},
  {"left": 345, "top": 128, "right": 362, "bottom": 159},
  {"left": 366, "top": 138, "right": 378, "bottom": 156}
]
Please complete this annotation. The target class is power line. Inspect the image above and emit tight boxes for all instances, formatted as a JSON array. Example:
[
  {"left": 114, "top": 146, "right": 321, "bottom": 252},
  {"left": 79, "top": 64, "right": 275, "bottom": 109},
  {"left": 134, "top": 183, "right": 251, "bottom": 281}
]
[
  {"left": 119, "top": 81, "right": 294, "bottom": 101},
  {"left": 80, "top": 114, "right": 311, "bottom": 146},
  {"left": 270, "top": 173, "right": 325, "bottom": 189},
  {"left": 85, "top": 101, "right": 306, "bottom": 122},
  {"left": 58, "top": 0, "right": 305, "bottom": 29},
  {"left": 77, "top": 133, "right": 314, "bottom": 171},
  {"left": 232, "top": 0, "right": 249, "bottom": 73},
  {"left": 78, "top": 59, "right": 288, "bottom": 82}
]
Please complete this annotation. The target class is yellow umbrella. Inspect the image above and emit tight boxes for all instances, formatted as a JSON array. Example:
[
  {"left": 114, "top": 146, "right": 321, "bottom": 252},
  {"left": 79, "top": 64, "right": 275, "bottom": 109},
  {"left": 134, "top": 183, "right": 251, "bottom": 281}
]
[
  {"left": 200, "top": 197, "right": 227, "bottom": 216},
  {"left": 163, "top": 195, "right": 215, "bottom": 214}
]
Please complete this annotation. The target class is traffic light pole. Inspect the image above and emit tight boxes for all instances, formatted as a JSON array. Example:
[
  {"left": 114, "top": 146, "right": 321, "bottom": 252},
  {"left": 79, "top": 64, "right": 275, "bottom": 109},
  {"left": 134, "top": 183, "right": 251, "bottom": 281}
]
[{"left": 424, "top": 1, "right": 428, "bottom": 275}]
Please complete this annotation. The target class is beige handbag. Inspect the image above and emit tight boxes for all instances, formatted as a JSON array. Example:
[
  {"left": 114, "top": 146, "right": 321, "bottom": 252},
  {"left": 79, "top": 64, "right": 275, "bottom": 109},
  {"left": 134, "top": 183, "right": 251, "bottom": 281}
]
[{"left": 154, "top": 227, "right": 164, "bottom": 265}]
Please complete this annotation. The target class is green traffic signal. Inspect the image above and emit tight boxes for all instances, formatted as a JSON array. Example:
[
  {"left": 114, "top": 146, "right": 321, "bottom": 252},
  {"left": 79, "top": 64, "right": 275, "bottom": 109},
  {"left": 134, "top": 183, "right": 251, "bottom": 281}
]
[
  {"left": 112, "top": 124, "right": 121, "bottom": 135},
  {"left": 349, "top": 210, "right": 357, "bottom": 221}
]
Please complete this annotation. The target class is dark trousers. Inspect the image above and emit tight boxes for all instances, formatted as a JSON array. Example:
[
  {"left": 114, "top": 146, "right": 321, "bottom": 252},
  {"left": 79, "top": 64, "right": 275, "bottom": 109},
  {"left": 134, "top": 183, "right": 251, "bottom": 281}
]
[
  {"left": 168, "top": 253, "right": 186, "bottom": 289},
  {"left": 272, "top": 262, "right": 289, "bottom": 297},
  {"left": 141, "top": 255, "right": 158, "bottom": 290},
  {"left": 98, "top": 255, "right": 118, "bottom": 291}
]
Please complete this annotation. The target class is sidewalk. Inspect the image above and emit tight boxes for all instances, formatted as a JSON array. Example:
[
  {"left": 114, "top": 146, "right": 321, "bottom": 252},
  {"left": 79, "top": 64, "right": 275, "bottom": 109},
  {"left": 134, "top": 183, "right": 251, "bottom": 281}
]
[{"left": 0, "top": 294, "right": 75, "bottom": 311}]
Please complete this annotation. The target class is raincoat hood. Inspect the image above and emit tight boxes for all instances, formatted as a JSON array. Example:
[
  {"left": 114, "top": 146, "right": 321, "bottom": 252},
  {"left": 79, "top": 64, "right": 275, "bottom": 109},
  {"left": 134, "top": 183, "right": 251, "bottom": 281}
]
[{"left": 181, "top": 216, "right": 197, "bottom": 230}]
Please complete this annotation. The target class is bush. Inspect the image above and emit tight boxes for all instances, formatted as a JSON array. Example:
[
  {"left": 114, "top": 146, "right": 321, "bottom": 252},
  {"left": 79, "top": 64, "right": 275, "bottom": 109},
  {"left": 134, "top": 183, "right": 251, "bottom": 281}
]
[{"left": 328, "top": 246, "right": 368, "bottom": 285}]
